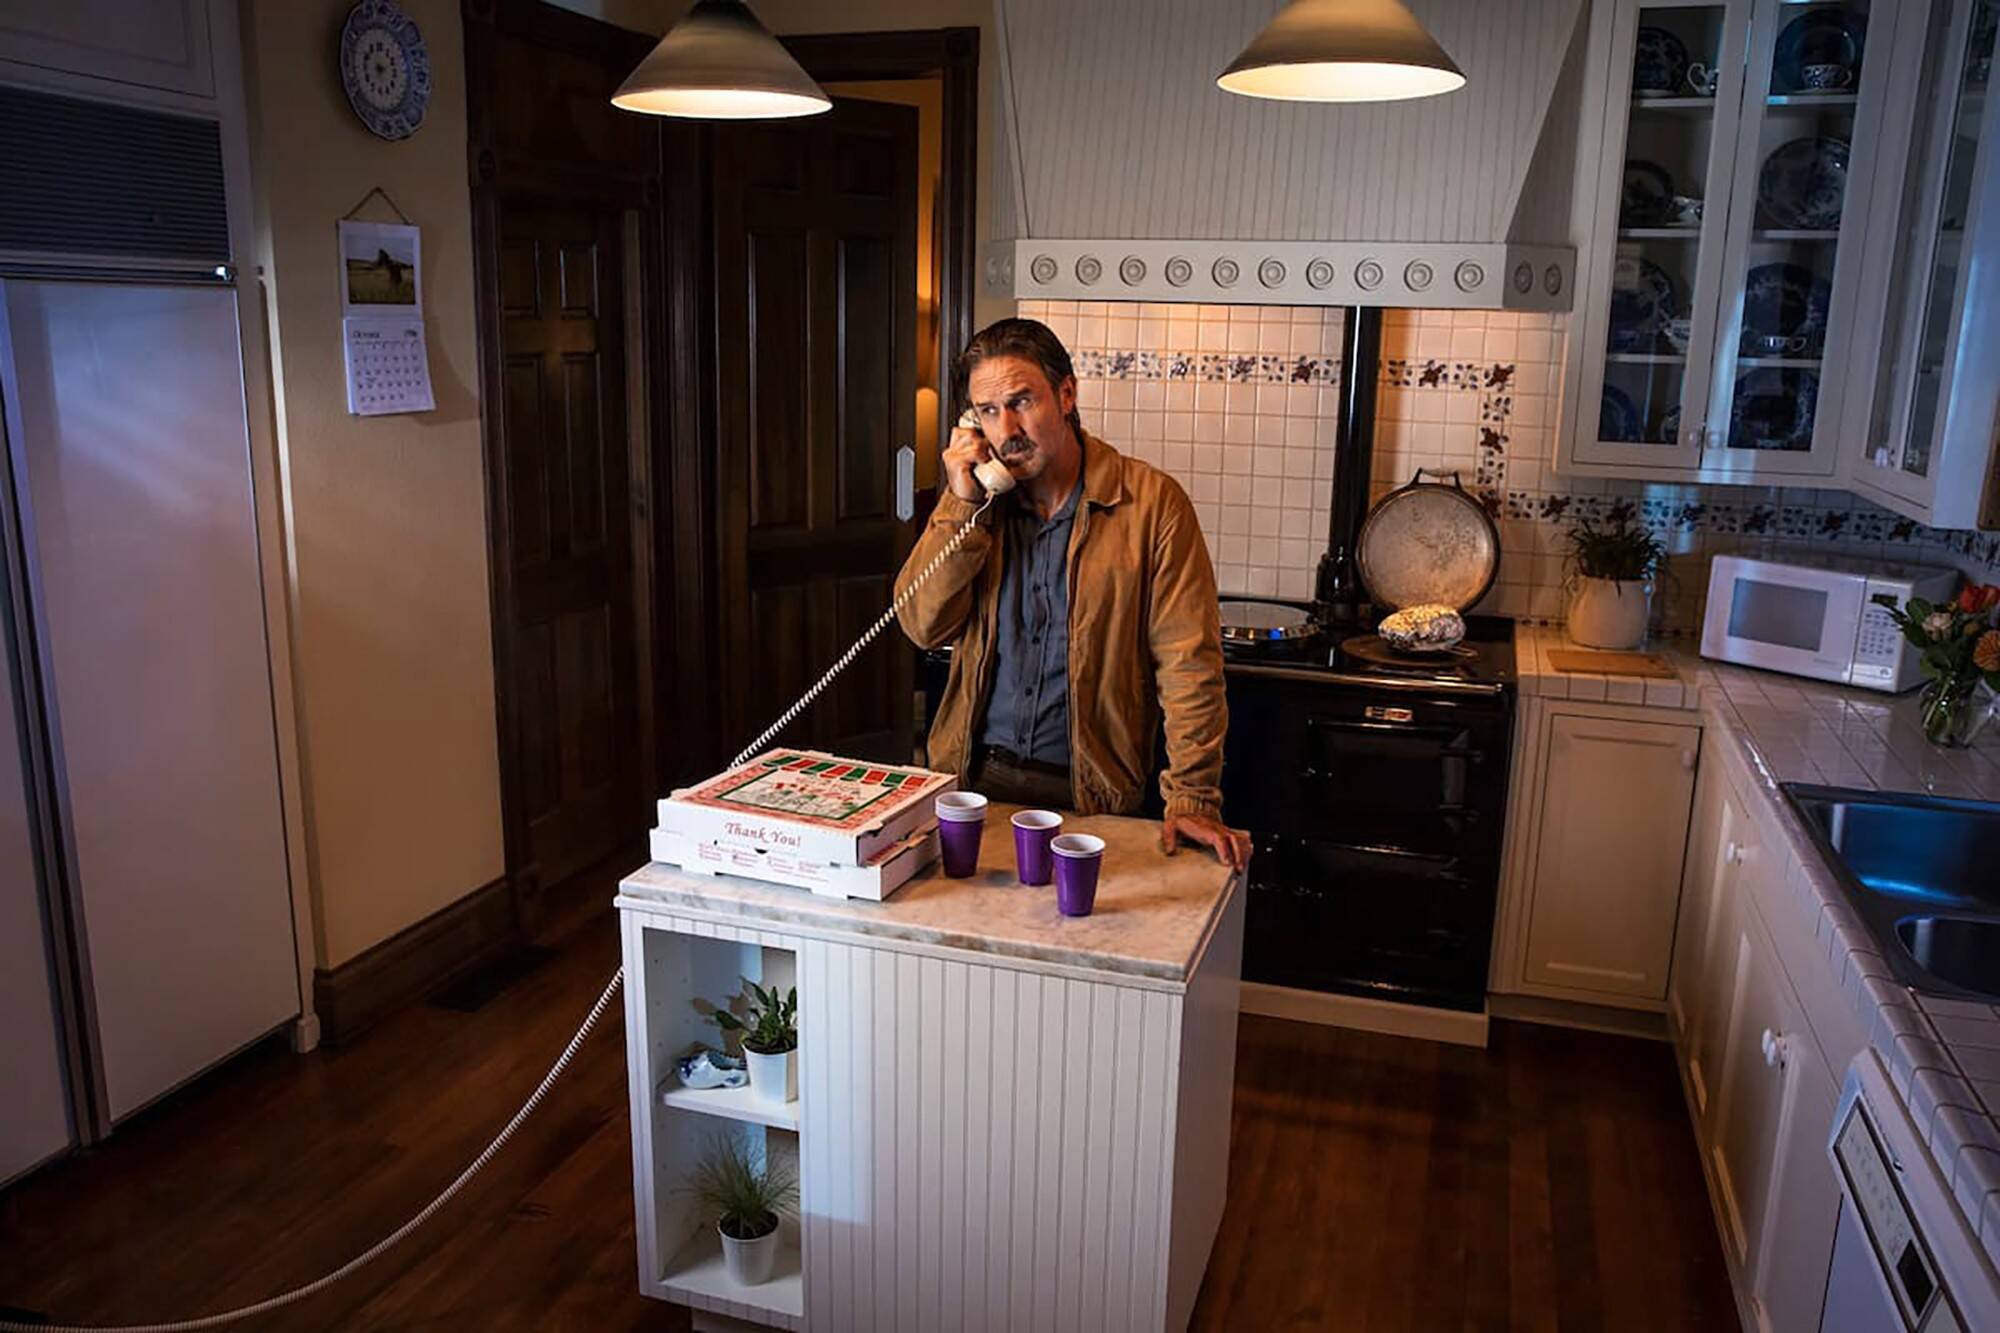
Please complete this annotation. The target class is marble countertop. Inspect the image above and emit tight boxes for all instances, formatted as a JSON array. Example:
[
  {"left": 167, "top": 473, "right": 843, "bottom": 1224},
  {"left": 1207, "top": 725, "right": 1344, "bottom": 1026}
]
[
  {"left": 619, "top": 805, "right": 1237, "bottom": 985},
  {"left": 1513, "top": 622, "right": 2000, "bottom": 1265}
]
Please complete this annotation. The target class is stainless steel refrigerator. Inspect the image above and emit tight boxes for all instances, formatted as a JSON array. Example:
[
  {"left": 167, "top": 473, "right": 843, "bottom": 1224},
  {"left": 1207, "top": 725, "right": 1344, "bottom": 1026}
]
[{"left": 0, "top": 79, "right": 299, "bottom": 1185}]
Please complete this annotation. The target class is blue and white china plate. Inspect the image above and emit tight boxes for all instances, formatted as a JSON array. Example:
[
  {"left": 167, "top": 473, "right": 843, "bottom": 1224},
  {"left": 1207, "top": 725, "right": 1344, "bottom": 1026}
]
[
  {"left": 1621, "top": 159, "right": 1676, "bottom": 226},
  {"left": 1741, "top": 262, "right": 1832, "bottom": 353},
  {"left": 1759, "top": 137, "right": 1850, "bottom": 230},
  {"left": 1773, "top": 7, "right": 1866, "bottom": 93},
  {"left": 1658, "top": 402, "right": 1683, "bottom": 446},
  {"left": 1601, "top": 384, "right": 1643, "bottom": 442},
  {"left": 340, "top": 0, "right": 432, "bottom": 141},
  {"left": 1634, "top": 25, "right": 1691, "bottom": 94},
  {"left": 1730, "top": 368, "right": 1821, "bottom": 450},
  {"left": 1608, "top": 255, "right": 1680, "bottom": 352}
]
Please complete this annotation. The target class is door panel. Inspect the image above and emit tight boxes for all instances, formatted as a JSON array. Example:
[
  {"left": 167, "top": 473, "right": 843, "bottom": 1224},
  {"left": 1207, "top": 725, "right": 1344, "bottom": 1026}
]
[
  {"left": 715, "top": 97, "right": 919, "bottom": 764},
  {"left": 1, "top": 280, "right": 297, "bottom": 1120},
  {"left": 497, "top": 203, "right": 641, "bottom": 888},
  {"left": 1708, "top": 902, "right": 1793, "bottom": 1271},
  {"left": 1524, "top": 714, "right": 1699, "bottom": 999}
]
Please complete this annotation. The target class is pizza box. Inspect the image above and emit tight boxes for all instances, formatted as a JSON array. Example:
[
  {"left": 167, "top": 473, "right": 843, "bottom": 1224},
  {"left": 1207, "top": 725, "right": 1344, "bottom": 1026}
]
[
  {"left": 648, "top": 825, "right": 939, "bottom": 901},
  {"left": 657, "top": 749, "right": 956, "bottom": 867}
]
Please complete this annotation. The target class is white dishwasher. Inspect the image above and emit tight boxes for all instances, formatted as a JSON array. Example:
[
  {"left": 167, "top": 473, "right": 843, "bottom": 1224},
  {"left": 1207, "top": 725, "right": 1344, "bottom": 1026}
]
[{"left": 1821, "top": 1051, "right": 2000, "bottom": 1332}]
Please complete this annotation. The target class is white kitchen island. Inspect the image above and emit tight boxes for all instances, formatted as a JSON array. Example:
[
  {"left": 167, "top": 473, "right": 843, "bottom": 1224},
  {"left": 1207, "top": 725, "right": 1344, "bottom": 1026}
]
[{"left": 616, "top": 803, "right": 1244, "bottom": 1333}]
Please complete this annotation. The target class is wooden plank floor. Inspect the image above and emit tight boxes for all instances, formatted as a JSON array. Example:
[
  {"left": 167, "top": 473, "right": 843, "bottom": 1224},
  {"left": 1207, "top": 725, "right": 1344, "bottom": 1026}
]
[{"left": 0, "top": 888, "right": 1737, "bottom": 1333}]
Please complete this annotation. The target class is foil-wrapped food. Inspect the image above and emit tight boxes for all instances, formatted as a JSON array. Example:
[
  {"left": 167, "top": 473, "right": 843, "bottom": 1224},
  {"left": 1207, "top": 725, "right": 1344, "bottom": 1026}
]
[{"left": 1377, "top": 603, "right": 1467, "bottom": 652}]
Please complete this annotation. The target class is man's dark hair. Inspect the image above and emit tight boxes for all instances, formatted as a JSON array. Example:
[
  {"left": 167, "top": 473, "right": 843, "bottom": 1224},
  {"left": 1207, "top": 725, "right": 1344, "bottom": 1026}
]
[{"left": 953, "top": 317, "right": 1085, "bottom": 443}]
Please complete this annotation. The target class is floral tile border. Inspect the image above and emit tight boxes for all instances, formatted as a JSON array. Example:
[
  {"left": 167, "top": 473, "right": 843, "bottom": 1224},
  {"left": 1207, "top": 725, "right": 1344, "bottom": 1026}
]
[{"left": 1072, "top": 349, "right": 1341, "bottom": 385}]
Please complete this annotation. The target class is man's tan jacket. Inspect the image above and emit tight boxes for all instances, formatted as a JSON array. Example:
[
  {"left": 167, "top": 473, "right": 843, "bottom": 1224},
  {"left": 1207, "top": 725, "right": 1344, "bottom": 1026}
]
[{"left": 894, "top": 431, "right": 1227, "bottom": 820}]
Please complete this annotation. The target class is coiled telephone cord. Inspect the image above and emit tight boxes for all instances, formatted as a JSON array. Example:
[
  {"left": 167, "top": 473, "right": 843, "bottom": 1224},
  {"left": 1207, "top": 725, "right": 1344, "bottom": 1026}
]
[{"left": 0, "top": 494, "right": 996, "bottom": 1332}]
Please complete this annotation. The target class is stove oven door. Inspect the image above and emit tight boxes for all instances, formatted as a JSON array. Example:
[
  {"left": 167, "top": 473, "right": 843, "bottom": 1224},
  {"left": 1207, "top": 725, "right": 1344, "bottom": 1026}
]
[{"left": 1224, "top": 675, "right": 1513, "bottom": 1009}]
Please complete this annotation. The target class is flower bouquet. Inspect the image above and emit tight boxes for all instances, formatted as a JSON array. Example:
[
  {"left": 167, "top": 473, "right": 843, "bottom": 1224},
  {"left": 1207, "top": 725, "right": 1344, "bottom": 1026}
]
[{"left": 1878, "top": 583, "right": 2000, "bottom": 747}]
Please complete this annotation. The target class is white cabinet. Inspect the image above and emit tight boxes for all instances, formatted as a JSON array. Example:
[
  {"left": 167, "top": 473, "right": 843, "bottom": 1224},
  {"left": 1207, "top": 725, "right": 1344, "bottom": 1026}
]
[
  {"left": 0, "top": 0, "right": 217, "bottom": 99},
  {"left": 1669, "top": 728, "right": 1843, "bottom": 1333},
  {"left": 1841, "top": 0, "right": 2000, "bottom": 529},
  {"left": 1503, "top": 705, "right": 1700, "bottom": 1007},
  {"left": 1562, "top": 0, "right": 1919, "bottom": 481}
]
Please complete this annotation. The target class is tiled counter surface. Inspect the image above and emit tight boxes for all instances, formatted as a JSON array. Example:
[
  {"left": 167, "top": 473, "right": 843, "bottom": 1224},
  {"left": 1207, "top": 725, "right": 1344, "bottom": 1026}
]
[{"left": 1514, "top": 621, "right": 2000, "bottom": 1266}]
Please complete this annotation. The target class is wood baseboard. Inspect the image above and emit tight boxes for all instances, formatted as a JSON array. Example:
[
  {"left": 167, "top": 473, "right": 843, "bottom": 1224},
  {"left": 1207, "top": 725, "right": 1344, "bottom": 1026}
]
[
  {"left": 1239, "top": 982, "right": 1490, "bottom": 1048},
  {"left": 312, "top": 877, "right": 519, "bottom": 1045}
]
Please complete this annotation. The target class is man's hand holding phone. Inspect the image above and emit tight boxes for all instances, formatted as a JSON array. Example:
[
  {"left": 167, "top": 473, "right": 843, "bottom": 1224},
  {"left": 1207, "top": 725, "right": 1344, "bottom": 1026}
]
[{"left": 945, "top": 408, "right": 1014, "bottom": 501}]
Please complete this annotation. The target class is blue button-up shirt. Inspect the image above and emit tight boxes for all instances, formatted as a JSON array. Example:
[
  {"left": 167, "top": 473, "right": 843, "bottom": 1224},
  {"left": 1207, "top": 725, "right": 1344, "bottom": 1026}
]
[{"left": 979, "top": 473, "right": 1081, "bottom": 765}]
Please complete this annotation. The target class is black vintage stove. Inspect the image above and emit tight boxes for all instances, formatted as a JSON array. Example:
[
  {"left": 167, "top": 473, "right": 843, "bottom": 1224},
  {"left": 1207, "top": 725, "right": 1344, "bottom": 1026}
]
[{"left": 1221, "top": 606, "right": 1517, "bottom": 1012}]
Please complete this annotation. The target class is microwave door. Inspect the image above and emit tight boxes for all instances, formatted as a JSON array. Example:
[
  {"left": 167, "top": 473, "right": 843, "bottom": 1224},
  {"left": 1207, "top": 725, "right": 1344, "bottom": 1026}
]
[{"left": 1708, "top": 566, "right": 1864, "bottom": 683}]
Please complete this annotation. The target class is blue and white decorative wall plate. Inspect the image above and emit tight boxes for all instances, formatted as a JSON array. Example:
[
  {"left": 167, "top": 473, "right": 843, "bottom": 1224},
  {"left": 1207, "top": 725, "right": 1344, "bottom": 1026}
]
[{"left": 339, "top": 0, "right": 431, "bottom": 141}]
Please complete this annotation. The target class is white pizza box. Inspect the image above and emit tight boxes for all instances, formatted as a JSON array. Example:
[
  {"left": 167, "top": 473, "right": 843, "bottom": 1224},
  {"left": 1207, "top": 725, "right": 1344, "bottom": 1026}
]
[
  {"left": 658, "top": 748, "right": 956, "bottom": 867},
  {"left": 649, "top": 825, "right": 939, "bottom": 902}
]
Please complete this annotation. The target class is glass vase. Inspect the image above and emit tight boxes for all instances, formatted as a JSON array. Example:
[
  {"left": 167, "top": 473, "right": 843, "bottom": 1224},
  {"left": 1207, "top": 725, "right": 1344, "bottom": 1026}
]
[{"left": 1919, "top": 676, "right": 1997, "bottom": 749}]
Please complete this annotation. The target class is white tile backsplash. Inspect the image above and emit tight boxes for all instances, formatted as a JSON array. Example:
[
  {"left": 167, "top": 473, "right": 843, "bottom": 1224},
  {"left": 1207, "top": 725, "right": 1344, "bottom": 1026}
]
[
  {"left": 1022, "top": 299, "right": 2000, "bottom": 627},
  {"left": 1023, "top": 298, "right": 1342, "bottom": 599}
]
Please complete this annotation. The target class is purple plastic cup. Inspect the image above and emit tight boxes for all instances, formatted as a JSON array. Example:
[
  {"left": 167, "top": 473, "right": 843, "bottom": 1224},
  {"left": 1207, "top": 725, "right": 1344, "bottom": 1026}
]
[
  {"left": 1051, "top": 833, "right": 1105, "bottom": 916},
  {"left": 1010, "top": 809, "right": 1063, "bottom": 885},
  {"left": 934, "top": 792, "right": 989, "bottom": 878}
]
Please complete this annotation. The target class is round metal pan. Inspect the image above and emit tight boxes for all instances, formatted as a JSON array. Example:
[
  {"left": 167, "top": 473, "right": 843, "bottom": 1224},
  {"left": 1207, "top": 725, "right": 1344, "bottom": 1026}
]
[
  {"left": 1355, "top": 468, "right": 1501, "bottom": 613},
  {"left": 1219, "top": 598, "right": 1318, "bottom": 645}
]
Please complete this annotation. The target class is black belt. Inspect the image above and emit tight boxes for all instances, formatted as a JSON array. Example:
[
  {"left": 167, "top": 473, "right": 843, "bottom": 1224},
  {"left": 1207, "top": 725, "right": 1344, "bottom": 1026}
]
[{"left": 974, "top": 744, "right": 1069, "bottom": 778}]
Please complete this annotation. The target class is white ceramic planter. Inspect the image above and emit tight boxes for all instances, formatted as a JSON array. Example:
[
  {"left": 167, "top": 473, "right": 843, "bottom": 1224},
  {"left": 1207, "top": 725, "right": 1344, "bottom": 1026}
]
[
  {"left": 1566, "top": 576, "right": 1652, "bottom": 649},
  {"left": 719, "top": 1218, "right": 780, "bottom": 1286},
  {"left": 746, "top": 1047, "right": 797, "bottom": 1104}
]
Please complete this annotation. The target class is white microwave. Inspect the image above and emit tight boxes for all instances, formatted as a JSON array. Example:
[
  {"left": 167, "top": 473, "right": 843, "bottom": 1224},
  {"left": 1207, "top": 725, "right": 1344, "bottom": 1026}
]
[{"left": 1700, "top": 554, "right": 1960, "bottom": 692}]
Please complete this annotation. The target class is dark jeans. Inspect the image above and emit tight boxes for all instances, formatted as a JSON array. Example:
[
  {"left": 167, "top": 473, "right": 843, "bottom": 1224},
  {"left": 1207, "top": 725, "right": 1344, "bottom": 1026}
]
[{"left": 967, "top": 745, "right": 1072, "bottom": 812}]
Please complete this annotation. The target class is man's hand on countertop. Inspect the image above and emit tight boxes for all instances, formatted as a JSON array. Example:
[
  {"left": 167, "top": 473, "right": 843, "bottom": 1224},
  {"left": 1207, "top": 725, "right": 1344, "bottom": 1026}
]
[{"left": 1160, "top": 813, "right": 1253, "bottom": 870}]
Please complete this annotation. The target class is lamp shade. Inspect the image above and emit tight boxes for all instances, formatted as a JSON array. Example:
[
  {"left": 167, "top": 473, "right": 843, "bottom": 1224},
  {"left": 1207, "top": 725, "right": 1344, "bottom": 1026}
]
[
  {"left": 612, "top": 0, "right": 831, "bottom": 120},
  {"left": 1217, "top": 0, "right": 1466, "bottom": 103}
]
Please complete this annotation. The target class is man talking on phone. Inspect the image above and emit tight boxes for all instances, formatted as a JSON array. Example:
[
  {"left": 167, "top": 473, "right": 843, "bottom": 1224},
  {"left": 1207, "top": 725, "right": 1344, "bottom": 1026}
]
[{"left": 894, "top": 318, "right": 1251, "bottom": 869}]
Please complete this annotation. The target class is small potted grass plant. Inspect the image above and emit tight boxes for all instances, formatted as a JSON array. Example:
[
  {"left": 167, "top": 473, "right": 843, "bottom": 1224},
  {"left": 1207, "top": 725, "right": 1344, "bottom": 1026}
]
[
  {"left": 687, "top": 1136, "right": 798, "bottom": 1286},
  {"left": 1563, "top": 514, "right": 1667, "bottom": 649},
  {"left": 712, "top": 982, "right": 797, "bottom": 1105}
]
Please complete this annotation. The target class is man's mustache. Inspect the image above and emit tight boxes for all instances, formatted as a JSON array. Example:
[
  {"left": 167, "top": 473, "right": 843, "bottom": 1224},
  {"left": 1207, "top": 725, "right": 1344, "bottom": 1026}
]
[{"left": 998, "top": 435, "right": 1032, "bottom": 458}]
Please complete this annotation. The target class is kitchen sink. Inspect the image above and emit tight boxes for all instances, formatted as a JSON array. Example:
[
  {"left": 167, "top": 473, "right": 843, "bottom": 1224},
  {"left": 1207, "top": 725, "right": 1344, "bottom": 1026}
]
[{"left": 1783, "top": 784, "right": 2000, "bottom": 1004}]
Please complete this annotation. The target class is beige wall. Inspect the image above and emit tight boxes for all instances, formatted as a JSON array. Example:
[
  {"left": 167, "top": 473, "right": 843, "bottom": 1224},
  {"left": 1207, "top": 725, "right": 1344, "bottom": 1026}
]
[{"left": 241, "top": 0, "right": 504, "bottom": 968}]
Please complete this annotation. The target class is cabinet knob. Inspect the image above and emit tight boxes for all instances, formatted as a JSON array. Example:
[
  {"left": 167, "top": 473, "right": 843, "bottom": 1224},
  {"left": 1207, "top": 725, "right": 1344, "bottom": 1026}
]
[
  {"left": 1680, "top": 749, "right": 1695, "bottom": 771},
  {"left": 1761, "top": 1028, "right": 1786, "bottom": 1069},
  {"left": 1725, "top": 840, "right": 1743, "bottom": 865}
]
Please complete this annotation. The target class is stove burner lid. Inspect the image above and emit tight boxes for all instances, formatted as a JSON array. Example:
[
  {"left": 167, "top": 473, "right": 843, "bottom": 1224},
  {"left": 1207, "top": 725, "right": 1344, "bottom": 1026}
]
[{"left": 1219, "top": 599, "right": 1318, "bottom": 645}]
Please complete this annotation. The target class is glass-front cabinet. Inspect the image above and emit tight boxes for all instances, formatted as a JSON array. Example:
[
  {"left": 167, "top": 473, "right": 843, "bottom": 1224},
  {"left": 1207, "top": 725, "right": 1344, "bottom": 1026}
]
[
  {"left": 1842, "top": 0, "right": 2000, "bottom": 529},
  {"left": 1565, "top": 0, "right": 1903, "bottom": 479}
]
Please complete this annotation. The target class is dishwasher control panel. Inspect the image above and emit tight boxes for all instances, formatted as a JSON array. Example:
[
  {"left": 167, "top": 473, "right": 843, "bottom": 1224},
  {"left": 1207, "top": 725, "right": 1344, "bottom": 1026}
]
[{"left": 1832, "top": 1100, "right": 1956, "bottom": 1330}]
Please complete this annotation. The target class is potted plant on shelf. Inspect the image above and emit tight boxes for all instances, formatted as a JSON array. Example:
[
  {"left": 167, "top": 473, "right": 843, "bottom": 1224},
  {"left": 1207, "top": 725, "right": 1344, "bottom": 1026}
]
[
  {"left": 1880, "top": 583, "right": 2000, "bottom": 748},
  {"left": 687, "top": 1136, "right": 798, "bottom": 1287},
  {"left": 712, "top": 982, "right": 798, "bottom": 1105},
  {"left": 1562, "top": 514, "right": 1667, "bottom": 649}
]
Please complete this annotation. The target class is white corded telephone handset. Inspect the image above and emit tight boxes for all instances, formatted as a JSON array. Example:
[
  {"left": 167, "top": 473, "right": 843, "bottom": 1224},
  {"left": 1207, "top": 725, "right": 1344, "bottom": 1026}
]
[{"left": 961, "top": 406, "right": 1017, "bottom": 495}]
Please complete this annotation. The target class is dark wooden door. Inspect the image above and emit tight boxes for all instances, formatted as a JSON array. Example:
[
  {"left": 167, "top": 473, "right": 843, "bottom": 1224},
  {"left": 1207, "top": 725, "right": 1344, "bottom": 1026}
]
[
  {"left": 713, "top": 98, "right": 920, "bottom": 764},
  {"left": 495, "top": 201, "right": 640, "bottom": 889}
]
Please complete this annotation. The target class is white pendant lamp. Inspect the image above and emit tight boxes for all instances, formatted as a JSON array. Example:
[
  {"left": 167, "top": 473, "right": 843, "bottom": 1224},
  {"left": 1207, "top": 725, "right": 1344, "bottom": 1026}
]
[
  {"left": 1218, "top": 0, "right": 1466, "bottom": 104},
  {"left": 612, "top": 0, "right": 831, "bottom": 120}
]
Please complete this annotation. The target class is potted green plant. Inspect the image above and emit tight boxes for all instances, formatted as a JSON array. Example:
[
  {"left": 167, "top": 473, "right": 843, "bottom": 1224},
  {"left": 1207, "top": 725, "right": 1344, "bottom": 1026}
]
[
  {"left": 1562, "top": 514, "right": 1667, "bottom": 649},
  {"left": 1880, "top": 583, "right": 2000, "bottom": 747},
  {"left": 686, "top": 1136, "right": 798, "bottom": 1286},
  {"left": 712, "top": 982, "right": 797, "bottom": 1105}
]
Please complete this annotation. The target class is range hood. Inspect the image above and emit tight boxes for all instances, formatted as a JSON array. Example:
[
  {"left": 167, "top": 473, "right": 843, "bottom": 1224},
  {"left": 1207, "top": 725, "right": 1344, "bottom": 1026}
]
[{"left": 984, "top": 0, "right": 1588, "bottom": 309}]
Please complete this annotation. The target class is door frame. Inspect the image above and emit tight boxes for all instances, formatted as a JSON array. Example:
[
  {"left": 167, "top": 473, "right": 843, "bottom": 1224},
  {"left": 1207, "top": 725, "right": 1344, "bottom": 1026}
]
[{"left": 463, "top": 0, "right": 675, "bottom": 922}]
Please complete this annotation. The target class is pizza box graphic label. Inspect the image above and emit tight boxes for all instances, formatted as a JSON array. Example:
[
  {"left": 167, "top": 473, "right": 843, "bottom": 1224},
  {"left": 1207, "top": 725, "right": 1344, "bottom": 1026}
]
[
  {"left": 657, "top": 749, "right": 956, "bottom": 867},
  {"left": 648, "top": 825, "right": 939, "bottom": 901}
]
